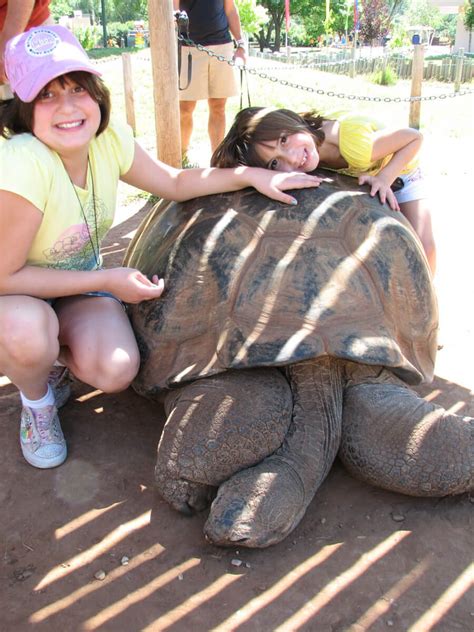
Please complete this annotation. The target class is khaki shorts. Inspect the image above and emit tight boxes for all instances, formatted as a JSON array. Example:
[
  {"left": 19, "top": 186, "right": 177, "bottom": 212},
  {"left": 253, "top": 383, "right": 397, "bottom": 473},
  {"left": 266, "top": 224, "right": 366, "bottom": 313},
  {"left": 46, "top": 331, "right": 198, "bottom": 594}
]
[{"left": 178, "top": 42, "right": 238, "bottom": 101}]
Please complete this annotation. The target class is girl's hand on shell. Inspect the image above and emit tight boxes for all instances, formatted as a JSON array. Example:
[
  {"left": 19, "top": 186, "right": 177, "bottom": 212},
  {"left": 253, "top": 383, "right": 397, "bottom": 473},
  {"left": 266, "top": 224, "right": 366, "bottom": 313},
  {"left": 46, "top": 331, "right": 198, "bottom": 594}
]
[
  {"left": 249, "top": 169, "right": 323, "bottom": 205},
  {"left": 101, "top": 268, "right": 164, "bottom": 303},
  {"left": 358, "top": 174, "right": 400, "bottom": 212}
]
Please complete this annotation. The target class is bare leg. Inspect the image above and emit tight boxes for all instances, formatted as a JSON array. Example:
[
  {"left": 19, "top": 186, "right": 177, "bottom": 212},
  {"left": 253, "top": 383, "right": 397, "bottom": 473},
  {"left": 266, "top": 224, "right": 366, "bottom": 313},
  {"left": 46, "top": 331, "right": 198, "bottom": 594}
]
[
  {"left": 400, "top": 199, "right": 436, "bottom": 275},
  {"left": 207, "top": 97, "right": 227, "bottom": 151},
  {"left": 340, "top": 363, "right": 473, "bottom": 496},
  {"left": 205, "top": 357, "right": 344, "bottom": 548},
  {"left": 55, "top": 296, "right": 139, "bottom": 393},
  {"left": 179, "top": 100, "right": 197, "bottom": 156},
  {"left": 156, "top": 368, "right": 292, "bottom": 514},
  {"left": 0, "top": 296, "right": 59, "bottom": 399}
]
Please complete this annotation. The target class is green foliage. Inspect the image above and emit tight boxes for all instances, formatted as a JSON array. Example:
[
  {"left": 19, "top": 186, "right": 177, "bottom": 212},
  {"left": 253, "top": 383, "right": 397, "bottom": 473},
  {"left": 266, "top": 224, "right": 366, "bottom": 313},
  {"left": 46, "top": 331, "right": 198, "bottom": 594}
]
[
  {"left": 87, "top": 45, "right": 137, "bottom": 58},
  {"left": 50, "top": 0, "right": 148, "bottom": 24},
  {"left": 405, "top": 0, "right": 442, "bottom": 30},
  {"left": 106, "top": 21, "right": 137, "bottom": 46},
  {"left": 111, "top": 0, "right": 148, "bottom": 22},
  {"left": 295, "top": 0, "right": 349, "bottom": 39},
  {"left": 371, "top": 65, "right": 398, "bottom": 85},
  {"left": 236, "top": 0, "right": 267, "bottom": 36},
  {"left": 287, "top": 17, "right": 311, "bottom": 46},
  {"left": 437, "top": 14, "right": 457, "bottom": 41},
  {"left": 74, "top": 25, "right": 99, "bottom": 49},
  {"left": 50, "top": 0, "right": 75, "bottom": 20},
  {"left": 388, "top": 25, "right": 410, "bottom": 48},
  {"left": 463, "top": 0, "right": 474, "bottom": 31}
]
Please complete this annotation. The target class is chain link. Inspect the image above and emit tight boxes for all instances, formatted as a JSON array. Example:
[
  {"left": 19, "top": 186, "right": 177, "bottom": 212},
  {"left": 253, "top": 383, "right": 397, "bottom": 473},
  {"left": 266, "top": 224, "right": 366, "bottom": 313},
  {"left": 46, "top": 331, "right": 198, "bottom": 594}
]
[
  {"left": 91, "top": 37, "right": 474, "bottom": 102},
  {"left": 176, "top": 34, "right": 474, "bottom": 102}
]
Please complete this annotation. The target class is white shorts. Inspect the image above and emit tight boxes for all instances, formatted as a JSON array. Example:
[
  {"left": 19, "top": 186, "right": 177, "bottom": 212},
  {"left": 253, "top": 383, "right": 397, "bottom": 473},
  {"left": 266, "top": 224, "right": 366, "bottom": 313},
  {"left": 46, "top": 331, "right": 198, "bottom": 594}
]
[
  {"left": 394, "top": 167, "right": 427, "bottom": 204},
  {"left": 178, "top": 42, "right": 238, "bottom": 101}
]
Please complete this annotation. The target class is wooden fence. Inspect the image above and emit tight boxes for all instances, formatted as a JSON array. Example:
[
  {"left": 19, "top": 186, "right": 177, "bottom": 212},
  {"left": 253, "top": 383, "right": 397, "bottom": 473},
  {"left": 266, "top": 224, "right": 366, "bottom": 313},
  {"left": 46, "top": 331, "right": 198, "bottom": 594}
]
[{"left": 254, "top": 50, "right": 474, "bottom": 84}]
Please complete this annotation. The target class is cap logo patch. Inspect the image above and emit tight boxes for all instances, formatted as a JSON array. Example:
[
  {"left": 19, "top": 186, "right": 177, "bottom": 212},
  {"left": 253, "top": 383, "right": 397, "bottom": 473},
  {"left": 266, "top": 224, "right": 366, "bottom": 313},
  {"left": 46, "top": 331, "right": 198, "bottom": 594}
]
[{"left": 25, "top": 29, "right": 61, "bottom": 57}]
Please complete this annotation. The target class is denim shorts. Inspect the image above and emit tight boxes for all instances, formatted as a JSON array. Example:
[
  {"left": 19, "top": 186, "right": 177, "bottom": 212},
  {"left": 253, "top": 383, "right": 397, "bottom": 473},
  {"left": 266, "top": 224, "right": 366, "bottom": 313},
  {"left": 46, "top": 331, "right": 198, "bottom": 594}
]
[{"left": 46, "top": 291, "right": 124, "bottom": 309}]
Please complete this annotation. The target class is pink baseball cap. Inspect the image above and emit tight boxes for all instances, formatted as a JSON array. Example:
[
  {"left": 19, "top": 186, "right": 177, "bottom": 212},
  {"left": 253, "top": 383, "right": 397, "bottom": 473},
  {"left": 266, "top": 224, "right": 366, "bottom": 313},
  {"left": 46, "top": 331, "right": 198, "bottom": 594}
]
[{"left": 5, "top": 25, "right": 102, "bottom": 102}]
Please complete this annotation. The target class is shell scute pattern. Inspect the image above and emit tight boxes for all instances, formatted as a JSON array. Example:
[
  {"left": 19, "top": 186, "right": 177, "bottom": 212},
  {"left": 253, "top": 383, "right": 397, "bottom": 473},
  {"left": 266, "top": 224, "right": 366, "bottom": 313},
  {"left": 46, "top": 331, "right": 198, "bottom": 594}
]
[{"left": 125, "top": 174, "right": 437, "bottom": 394}]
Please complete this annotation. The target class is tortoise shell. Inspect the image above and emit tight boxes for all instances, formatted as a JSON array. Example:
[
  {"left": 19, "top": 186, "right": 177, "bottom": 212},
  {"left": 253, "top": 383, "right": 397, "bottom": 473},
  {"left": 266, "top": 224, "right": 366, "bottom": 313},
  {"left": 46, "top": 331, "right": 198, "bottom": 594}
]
[{"left": 125, "top": 172, "right": 438, "bottom": 398}]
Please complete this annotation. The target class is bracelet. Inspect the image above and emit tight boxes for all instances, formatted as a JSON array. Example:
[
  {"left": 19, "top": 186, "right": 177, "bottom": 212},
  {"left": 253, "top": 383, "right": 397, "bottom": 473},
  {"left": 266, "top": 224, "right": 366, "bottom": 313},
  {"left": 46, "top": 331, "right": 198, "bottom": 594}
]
[{"left": 235, "top": 38, "right": 246, "bottom": 49}]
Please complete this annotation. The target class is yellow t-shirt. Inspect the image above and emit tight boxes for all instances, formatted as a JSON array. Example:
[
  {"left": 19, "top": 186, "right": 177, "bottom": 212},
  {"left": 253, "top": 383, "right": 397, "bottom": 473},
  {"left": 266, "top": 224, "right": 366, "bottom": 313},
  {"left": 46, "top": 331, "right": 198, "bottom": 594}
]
[
  {"left": 324, "top": 111, "right": 418, "bottom": 177},
  {"left": 0, "top": 119, "right": 135, "bottom": 270}
]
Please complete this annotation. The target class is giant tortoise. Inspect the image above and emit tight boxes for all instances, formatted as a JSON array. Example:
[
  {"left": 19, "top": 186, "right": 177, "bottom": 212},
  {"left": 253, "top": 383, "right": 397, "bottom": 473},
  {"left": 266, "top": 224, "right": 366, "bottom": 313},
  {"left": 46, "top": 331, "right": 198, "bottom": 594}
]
[{"left": 125, "top": 172, "right": 473, "bottom": 548}]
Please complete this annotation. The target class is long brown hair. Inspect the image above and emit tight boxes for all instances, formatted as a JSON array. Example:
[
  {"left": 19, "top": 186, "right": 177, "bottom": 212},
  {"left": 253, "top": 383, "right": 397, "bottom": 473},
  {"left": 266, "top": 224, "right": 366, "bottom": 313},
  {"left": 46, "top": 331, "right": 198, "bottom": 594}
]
[
  {"left": 211, "top": 107, "right": 326, "bottom": 168},
  {"left": 0, "top": 71, "right": 111, "bottom": 139}
]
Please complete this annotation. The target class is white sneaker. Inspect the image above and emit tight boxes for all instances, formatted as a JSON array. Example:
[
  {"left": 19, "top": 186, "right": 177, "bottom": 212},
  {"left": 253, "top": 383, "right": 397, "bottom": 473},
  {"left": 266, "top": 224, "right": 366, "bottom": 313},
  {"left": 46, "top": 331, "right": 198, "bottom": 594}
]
[{"left": 20, "top": 404, "right": 67, "bottom": 469}]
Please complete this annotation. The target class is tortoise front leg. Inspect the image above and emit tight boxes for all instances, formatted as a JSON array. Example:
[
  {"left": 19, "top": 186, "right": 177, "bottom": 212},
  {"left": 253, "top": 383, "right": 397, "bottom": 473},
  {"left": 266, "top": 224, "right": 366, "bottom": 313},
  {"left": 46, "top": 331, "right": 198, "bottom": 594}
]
[
  {"left": 205, "top": 357, "right": 344, "bottom": 548},
  {"left": 340, "top": 364, "right": 474, "bottom": 496},
  {"left": 155, "top": 368, "right": 292, "bottom": 515}
]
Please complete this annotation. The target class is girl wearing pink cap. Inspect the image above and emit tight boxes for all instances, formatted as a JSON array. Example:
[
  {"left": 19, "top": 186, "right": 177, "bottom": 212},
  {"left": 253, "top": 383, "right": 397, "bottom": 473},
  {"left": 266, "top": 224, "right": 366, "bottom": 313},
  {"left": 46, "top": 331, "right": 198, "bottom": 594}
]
[{"left": 0, "top": 25, "right": 321, "bottom": 469}]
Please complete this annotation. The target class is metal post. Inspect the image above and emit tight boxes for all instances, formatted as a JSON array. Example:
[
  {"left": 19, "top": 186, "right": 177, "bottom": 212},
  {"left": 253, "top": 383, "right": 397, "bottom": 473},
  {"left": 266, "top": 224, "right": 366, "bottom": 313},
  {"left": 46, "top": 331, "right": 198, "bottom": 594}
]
[{"left": 100, "top": 0, "right": 107, "bottom": 47}]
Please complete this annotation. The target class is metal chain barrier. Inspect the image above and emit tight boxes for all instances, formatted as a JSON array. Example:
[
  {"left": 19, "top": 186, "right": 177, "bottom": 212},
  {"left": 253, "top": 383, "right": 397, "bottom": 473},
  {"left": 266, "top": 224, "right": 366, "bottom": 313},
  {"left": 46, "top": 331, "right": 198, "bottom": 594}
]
[
  {"left": 90, "top": 37, "right": 473, "bottom": 102},
  {"left": 176, "top": 33, "right": 474, "bottom": 102}
]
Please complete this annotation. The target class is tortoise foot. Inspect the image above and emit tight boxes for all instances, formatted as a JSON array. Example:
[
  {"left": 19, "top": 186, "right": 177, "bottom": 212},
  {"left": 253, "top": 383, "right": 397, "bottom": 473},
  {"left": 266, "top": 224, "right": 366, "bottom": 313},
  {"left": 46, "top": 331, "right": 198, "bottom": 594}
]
[
  {"left": 155, "top": 369, "right": 292, "bottom": 516},
  {"left": 204, "top": 458, "right": 307, "bottom": 548},
  {"left": 340, "top": 378, "right": 474, "bottom": 496},
  {"left": 154, "top": 474, "right": 214, "bottom": 514}
]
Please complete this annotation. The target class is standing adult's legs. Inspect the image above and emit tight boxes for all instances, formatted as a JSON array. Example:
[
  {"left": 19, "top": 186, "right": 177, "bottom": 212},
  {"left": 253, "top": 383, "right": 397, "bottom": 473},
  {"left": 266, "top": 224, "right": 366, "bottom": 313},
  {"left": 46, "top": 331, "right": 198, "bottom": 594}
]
[
  {"left": 179, "top": 100, "right": 197, "bottom": 156},
  {"left": 208, "top": 97, "right": 227, "bottom": 152}
]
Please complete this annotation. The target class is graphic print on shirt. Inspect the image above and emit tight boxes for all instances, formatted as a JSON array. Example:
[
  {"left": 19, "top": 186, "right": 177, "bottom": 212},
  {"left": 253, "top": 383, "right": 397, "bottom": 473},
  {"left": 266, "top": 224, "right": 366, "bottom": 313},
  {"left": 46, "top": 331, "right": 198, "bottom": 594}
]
[{"left": 42, "top": 194, "right": 109, "bottom": 270}]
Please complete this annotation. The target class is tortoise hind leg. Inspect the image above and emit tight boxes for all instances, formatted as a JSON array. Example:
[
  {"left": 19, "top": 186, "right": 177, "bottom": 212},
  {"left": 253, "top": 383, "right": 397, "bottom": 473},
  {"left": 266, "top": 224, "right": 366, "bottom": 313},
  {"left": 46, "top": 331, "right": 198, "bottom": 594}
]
[
  {"left": 340, "top": 365, "right": 473, "bottom": 496},
  {"left": 205, "top": 357, "right": 344, "bottom": 548},
  {"left": 155, "top": 368, "right": 292, "bottom": 515}
]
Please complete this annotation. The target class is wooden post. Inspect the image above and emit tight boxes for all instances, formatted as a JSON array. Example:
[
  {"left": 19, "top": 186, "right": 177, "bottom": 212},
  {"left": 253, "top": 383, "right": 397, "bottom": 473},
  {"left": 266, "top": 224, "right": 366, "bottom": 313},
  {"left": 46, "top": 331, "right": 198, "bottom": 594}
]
[
  {"left": 148, "top": 0, "right": 182, "bottom": 167},
  {"left": 454, "top": 47, "right": 464, "bottom": 93},
  {"left": 122, "top": 53, "right": 136, "bottom": 136},
  {"left": 409, "top": 44, "right": 424, "bottom": 129}
]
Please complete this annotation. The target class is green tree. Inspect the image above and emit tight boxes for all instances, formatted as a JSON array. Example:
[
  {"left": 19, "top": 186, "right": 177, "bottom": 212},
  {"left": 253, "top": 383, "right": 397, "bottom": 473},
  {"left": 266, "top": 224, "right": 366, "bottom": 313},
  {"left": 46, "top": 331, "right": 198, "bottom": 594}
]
[
  {"left": 110, "top": 0, "right": 148, "bottom": 22},
  {"left": 463, "top": 0, "right": 474, "bottom": 51},
  {"left": 50, "top": 0, "right": 75, "bottom": 20},
  {"left": 258, "top": 0, "right": 285, "bottom": 50},
  {"left": 236, "top": 0, "right": 267, "bottom": 36},
  {"left": 405, "top": 0, "right": 442, "bottom": 32}
]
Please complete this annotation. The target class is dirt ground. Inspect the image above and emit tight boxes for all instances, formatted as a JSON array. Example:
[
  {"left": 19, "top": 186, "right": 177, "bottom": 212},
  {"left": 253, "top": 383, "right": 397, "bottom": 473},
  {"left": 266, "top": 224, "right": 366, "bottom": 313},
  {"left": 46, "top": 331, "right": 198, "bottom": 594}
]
[{"left": 1, "top": 155, "right": 474, "bottom": 630}]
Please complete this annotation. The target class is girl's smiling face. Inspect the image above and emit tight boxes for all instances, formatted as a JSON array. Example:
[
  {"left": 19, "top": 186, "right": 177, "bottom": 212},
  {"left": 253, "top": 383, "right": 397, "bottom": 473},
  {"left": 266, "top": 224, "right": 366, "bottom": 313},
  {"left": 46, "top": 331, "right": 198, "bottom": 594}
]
[
  {"left": 32, "top": 77, "right": 101, "bottom": 157},
  {"left": 255, "top": 131, "right": 320, "bottom": 173}
]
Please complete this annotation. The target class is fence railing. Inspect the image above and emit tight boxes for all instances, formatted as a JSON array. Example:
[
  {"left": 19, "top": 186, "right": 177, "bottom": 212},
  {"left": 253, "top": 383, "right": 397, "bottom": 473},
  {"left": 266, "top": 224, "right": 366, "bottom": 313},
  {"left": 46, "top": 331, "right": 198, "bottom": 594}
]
[{"left": 252, "top": 49, "right": 474, "bottom": 84}]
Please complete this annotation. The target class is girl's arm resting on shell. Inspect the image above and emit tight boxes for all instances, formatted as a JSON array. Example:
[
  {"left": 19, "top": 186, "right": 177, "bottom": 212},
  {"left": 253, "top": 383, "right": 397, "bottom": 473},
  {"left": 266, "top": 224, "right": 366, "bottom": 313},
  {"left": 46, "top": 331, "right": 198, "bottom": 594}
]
[
  {"left": 0, "top": 191, "right": 163, "bottom": 303},
  {"left": 369, "top": 128, "right": 422, "bottom": 185},
  {"left": 121, "top": 142, "right": 322, "bottom": 205},
  {"left": 358, "top": 128, "right": 423, "bottom": 211}
]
